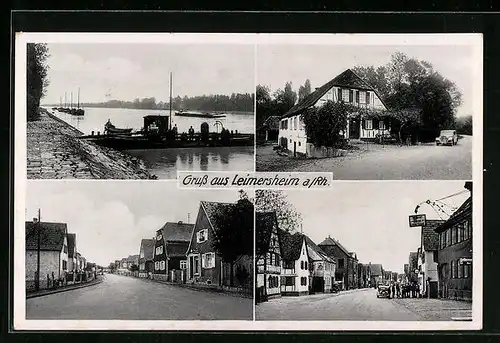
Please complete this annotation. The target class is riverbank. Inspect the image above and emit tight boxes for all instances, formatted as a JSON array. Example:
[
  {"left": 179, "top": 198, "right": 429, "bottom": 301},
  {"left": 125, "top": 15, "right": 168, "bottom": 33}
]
[{"left": 27, "top": 108, "right": 154, "bottom": 179}]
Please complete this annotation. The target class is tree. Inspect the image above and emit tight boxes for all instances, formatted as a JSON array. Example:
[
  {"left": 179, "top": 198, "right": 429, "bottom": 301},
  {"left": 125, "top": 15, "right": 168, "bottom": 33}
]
[
  {"left": 211, "top": 191, "right": 254, "bottom": 286},
  {"left": 298, "top": 79, "right": 312, "bottom": 102},
  {"left": 27, "top": 43, "right": 50, "bottom": 121},
  {"left": 129, "top": 264, "right": 139, "bottom": 272},
  {"left": 255, "top": 190, "right": 302, "bottom": 233},
  {"left": 352, "top": 66, "right": 390, "bottom": 100},
  {"left": 456, "top": 115, "right": 472, "bottom": 135},
  {"left": 301, "top": 100, "right": 349, "bottom": 147},
  {"left": 273, "top": 81, "right": 297, "bottom": 115}
]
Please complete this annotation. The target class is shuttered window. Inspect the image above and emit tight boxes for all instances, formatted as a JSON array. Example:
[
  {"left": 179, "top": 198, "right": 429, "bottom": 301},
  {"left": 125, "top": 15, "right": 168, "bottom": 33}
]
[
  {"left": 338, "top": 88, "right": 342, "bottom": 102},
  {"left": 349, "top": 90, "right": 353, "bottom": 103},
  {"left": 355, "top": 90, "right": 360, "bottom": 103}
]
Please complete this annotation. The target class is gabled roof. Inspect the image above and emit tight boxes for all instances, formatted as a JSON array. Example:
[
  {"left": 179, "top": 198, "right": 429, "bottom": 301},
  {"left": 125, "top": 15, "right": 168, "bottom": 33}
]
[
  {"left": 369, "top": 264, "right": 383, "bottom": 276},
  {"left": 421, "top": 220, "right": 445, "bottom": 251},
  {"left": 140, "top": 239, "right": 155, "bottom": 261},
  {"left": 67, "top": 233, "right": 76, "bottom": 257},
  {"left": 256, "top": 212, "right": 278, "bottom": 256},
  {"left": 201, "top": 201, "right": 235, "bottom": 233},
  {"left": 318, "top": 236, "right": 352, "bottom": 258},
  {"left": 304, "top": 235, "right": 335, "bottom": 263},
  {"left": 282, "top": 68, "right": 385, "bottom": 118},
  {"left": 279, "top": 229, "right": 305, "bottom": 261},
  {"left": 166, "top": 241, "right": 190, "bottom": 257},
  {"left": 127, "top": 254, "right": 139, "bottom": 263},
  {"left": 159, "top": 221, "right": 195, "bottom": 242},
  {"left": 25, "top": 221, "right": 67, "bottom": 251},
  {"left": 435, "top": 196, "right": 472, "bottom": 233}
]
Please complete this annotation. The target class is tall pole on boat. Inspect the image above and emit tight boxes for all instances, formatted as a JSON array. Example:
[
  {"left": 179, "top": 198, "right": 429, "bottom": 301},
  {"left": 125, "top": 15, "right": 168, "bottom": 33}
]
[
  {"left": 77, "top": 87, "right": 80, "bottom": 109},
  {"left": 169, "top": 72, "right": 173, "bottom": 130},
  {"left": 70, "top": 92, "right": 73, "bottom": 109},
  {"left": 64, "top": 92, "right": 67, "bottom": 108}
]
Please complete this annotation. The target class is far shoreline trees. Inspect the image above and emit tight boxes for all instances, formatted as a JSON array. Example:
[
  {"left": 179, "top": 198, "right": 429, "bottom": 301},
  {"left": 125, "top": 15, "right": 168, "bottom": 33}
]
[{"left": 46, "top": 93, "right": 255, "bottom": 113}]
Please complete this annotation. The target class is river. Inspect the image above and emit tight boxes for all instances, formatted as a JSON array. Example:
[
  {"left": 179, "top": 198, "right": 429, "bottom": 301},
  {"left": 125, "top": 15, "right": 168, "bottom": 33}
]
[{"left": 47, "top": 107, "right": 255, "bottom": 179}]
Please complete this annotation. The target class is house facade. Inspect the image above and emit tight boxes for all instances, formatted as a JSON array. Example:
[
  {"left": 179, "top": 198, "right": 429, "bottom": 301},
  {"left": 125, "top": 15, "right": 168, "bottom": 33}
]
[
  {"left": 256, "top": 212, "right": 282, "bottom": 301},
  {"left": 435, "top": 182, "right": 472, "bottom": 301},
  {"left": 25, "top": 221, "right": 69, "bottom": 290},
  {"left": 318, "top": 236, "right": 358, "bottom": 290},
  {"left": 280, "top": 230, "right": 310, "bottom": 296},
  {"left": 358, "top": 263, "right": 372, "bottom": 288},
  {"left": 278, "top": 69, "right": 389, "bottom": 156},
  {"left": 138, "top": 238, "right": 155, "bottom": 278},
  {"left": 185, "top": 201, "right": 230, "bottom": 286},
  {"left": 153, "top": 221, "right": 194, "bottom": 282},
  {"left": 304, "top": 235, "right": 336, "bottom": 294},
  {"left": 369, "top": 264, "right": 384, "bottom": 287},
  {"left": 408, "top": 251, "right": 419, "bottom": 285},
  {"left": 67, "top": 233, "right": 77, "bottom": 272},
  {"left": 417, "top": 219, "right": 445, "bottom": 298}
]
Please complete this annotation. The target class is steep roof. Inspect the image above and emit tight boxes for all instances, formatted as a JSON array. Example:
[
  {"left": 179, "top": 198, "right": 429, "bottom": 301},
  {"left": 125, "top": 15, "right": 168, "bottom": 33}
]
[
  {"left": 127, "top": 254, "right": 139, "bottom": 263},
  {"left": 25, "top": 221, "right": 67, "bottom": 251},
  {"left": 435, "top": 196, "right": 472, "bottom": 233},
  {"left": 421, "top": 220, "right": 445, "bottom": 251},
  {"left": 369, "top": 263, "right": 383, "bottom": 276},
  {"left": 159, "top": 221, "right": 195, "bottom": 242},
  {"left": 201, "top": 201, "right": 235, "bottom": 233},
  {"left": 256, "top": 212, "right": 278, "bottom": 256},
  {"left": 166, "top": 241, "right": 190, "bottom": 257},
  {"left": 279, "top": 229, "right": 305, "bottom": 261},
  {"left": 67, "top": 233, "right": 76, "bottom": 257},
  {"left": 282, "top": 69, "right": 383, "bottom": 118},
  {"left": 304, "top": 235, "right": 335, "bottom": 263},
  {"left": 140, "top": 238, "right": 155, "bottom": 261},
  {"left": 318, "top": 236, "right": 352, "bottom": 257}
]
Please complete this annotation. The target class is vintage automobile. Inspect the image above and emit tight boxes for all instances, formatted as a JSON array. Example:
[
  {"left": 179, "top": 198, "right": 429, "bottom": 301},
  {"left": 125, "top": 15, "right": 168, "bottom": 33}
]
[
  {"left": 435, "top": 129, "right": 458, "bottom": 146},
  {"left": 377, "top": 284, "right": 391, "bottom": 298}
]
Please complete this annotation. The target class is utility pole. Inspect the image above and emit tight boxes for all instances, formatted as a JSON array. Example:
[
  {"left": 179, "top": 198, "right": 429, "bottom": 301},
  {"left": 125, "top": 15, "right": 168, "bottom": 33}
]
[
  {"left": 64, "top": 92, "right": 67, "bottom": 108},
  {"left": 169, "top": 72, "right": 173, "bottom": 130},
  {"left": 35, "top": 209, "right": 41, "bottom": 292}
]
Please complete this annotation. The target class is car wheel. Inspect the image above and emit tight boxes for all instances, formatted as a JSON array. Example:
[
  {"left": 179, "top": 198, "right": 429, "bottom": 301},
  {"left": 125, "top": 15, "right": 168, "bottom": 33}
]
[{"left": 436, "top": 142, "right": 440, "bottom": 146}]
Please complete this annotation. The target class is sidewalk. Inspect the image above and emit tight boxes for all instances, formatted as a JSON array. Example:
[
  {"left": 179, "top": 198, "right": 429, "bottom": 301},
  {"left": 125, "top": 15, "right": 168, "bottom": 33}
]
[
  {"left": 392, "top": 297, "right": 473, "bottom": 321},
  {"left": 109, "top": 273, "right": 253, "bottom": 299},
  {"left": 27, "top": 275, "right": 104, "bottom": 299},
  {"left": 27, "top": 108, "right": 153, "bottom": 179}
]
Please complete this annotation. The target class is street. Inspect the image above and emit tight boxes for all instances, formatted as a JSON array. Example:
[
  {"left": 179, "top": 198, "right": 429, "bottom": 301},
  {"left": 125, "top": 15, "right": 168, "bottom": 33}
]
[
  {"left": 256, "top": 135, "right": 472, "bottom": 180},
  {"left": 256, "top": 288, "right": 472, "bottom": 321},
  {"left": 26, "top": 273, "right": 252, "bottom": 320}
]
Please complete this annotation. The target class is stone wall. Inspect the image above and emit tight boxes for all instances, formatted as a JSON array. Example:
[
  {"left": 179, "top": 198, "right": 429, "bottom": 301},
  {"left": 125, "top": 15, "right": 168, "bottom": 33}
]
[
  {"left": 26, "top": 250, "right": 61, "bottom": 289},
  {"left": 306, "top": 143, "right": 346, "bottom": 158}
]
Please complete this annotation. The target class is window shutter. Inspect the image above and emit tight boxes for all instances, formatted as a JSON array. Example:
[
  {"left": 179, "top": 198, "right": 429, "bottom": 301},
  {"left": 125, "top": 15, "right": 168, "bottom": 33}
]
[
  {"left": 361, "top": 118, "right": 366, "bottom": 129},
  {"left": 366, "top": 91, "right": 370, "bottom": 104},
  {"left": 337, "top": 88, "right": 342, "bottom": 102},
  {"left": 356, "top": 90, "right": 360, "bottom": 103},
  {"left": 349, "top": 90, "right": 353, "bottom": 103}
]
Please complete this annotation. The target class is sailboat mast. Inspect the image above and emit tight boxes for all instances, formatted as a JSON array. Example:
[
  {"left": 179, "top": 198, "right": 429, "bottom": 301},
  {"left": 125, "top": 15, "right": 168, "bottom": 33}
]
[
  {"left": 169, "top": 72, "right": 173, "bottom": 130},
  {"left": 64, "top": 92, "right": 67, "bottom": 108},
  {"left": 77, "top": 88, "right": 80, "bottom": 109},
  {"left": 70, "top": 92, "right": 73, "bottom": 109}
]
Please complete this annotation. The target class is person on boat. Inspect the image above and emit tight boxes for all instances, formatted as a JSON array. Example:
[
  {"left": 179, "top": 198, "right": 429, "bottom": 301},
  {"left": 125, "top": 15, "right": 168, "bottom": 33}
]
[
  {"left": 172, "top": 124, "right": 178, "bottom": 136},
  {"left": 188, "top": 126, "right": 195, "bottom": 141}
]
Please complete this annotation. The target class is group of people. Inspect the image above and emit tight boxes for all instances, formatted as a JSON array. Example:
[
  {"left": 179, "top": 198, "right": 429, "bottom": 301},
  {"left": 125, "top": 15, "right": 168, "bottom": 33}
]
[{"left": 387, "top": 281, "right": 420, "bottom": 299}]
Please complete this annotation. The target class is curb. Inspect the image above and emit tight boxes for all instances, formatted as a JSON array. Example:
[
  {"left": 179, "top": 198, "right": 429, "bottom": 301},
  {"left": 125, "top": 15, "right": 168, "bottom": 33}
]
[
  {"left": 110, "top": 273, "right": 252, "bottom": 299},
  {"left": 42, "top": 109, "right": 84, "bottom": 136},
  {"left": 26, "top": 277, "right": 104, "bottom": 299}
]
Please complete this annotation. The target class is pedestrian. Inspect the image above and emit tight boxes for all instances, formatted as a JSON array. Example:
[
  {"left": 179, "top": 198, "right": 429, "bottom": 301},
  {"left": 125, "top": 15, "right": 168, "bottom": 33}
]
[
  {"left": 391, "top": 283, "right": 396, "bottom": 299},
  {"left": 396, "top": 282, "right": 401, "bottom": 298},
  {"left": 188, "top": 126, "right": 194, "bottom": 141}
]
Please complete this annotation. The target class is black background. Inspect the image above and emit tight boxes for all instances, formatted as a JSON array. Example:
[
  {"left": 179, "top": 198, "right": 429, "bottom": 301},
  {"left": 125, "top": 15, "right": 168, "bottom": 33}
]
[{"left": 7, "top": 9, "right": 500, "bottom": 343}]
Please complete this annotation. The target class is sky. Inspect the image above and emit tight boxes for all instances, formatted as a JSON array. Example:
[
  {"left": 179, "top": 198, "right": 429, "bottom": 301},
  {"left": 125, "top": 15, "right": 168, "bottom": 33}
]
[
  {"left": 42, "top": 43, "right": 255, "bottom": 104},
  {"left": 257, "top": 45, "right": 476, "bottom": 117},
  {"left": 281, "top": 181, "right": 471, "bottom": 273},
  {"left": 25, "top": 181, "right": 247, "bottom": 266}
]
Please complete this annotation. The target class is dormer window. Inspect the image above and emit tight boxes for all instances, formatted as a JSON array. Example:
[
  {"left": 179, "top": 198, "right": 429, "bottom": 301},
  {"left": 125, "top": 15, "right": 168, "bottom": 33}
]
[
  {"left": 155, "top": 245, "right": 164, "bottom": 255},
  {"left": 197, "top": 229, "right": 208, "bottom": 243}
]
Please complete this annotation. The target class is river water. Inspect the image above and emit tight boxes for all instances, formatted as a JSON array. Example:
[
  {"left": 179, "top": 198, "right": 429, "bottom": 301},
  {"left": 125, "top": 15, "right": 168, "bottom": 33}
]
[{"left": 47, "top": 107, "right": 255, "bottom": 179}]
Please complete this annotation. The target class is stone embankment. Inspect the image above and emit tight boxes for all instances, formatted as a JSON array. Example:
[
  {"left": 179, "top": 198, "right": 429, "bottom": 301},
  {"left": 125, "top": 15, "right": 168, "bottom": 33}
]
[{"left": 27, "top": 109, "right": 153, "bottom": 179}]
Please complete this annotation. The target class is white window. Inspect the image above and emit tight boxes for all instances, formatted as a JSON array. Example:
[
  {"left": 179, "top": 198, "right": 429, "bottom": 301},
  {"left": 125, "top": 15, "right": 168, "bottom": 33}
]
[
  {"left": 154, "top": 261, "right": 159, "bottom": 270},
  {"left": 359, "top": 91, "right": 366, "bottom": 104},
  {"left": 180, "top": 260, "right": 187, "bottom": 270},
  {"left": 379, "top": 120, "right": 385, "bottom": 130},
  {"left": 197, "top": 229, "right": 208, "bottom": 243},
  {"left": 365, "top": 119, "right": 373, "bottom": 130},
  {"left": 156, "top": 233, "right": 162, "bottom": 241},
  {"left": 155, "top": 245, "right": 163, "bottom": 255},
  {"left": 140, "top": 249, "right": 144, "bottom": 258},
  {"left": 202, "top": 252, "right": 215, "bottom": 269},
  {"left": 342, "top": 89, "right": 350, "bottom": 102},
  {"left": 299, "top": 117, "right": 304, "bottom": 130}
]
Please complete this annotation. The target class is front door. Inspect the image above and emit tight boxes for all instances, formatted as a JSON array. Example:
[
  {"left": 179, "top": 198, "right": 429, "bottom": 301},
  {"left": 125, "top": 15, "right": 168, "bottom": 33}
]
[{"left": 349, "top": 118, "right": 360, "bottom": 139}]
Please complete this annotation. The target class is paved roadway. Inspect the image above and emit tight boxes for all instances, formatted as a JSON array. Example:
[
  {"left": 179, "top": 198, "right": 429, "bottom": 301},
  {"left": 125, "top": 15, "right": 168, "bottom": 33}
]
[
  {"left": 26, "top": 273, "right": 252, "bottom": 320},
  {"left": 256, "top": 288, "right": 471, "bottom": 321},
  {"left": 257, "top": 135, "right": 472, "bottom": 180}
]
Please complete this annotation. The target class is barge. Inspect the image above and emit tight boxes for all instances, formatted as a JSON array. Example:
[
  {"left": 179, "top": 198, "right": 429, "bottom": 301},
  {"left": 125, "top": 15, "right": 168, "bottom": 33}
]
[{"left": 174, "top": 110, "right": 226, "bottom": 119}]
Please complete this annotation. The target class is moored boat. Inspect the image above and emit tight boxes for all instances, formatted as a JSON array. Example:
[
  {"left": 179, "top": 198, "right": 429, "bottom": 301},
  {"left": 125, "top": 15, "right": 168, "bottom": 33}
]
[
  {"left": 104, "top": 119, "right": 133, "bottom": 135},
  {"left": 175, "top": 110, "right": 226, "bottom": 119}
]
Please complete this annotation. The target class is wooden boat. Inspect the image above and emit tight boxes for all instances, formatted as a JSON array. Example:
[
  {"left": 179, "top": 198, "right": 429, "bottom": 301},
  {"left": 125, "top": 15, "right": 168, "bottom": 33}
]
[
  {"left": 175, "top": 110, "right": 226, "bottom": 119},
  {"left": 104, "top": 120, "right": 133, "bottom": 135}
]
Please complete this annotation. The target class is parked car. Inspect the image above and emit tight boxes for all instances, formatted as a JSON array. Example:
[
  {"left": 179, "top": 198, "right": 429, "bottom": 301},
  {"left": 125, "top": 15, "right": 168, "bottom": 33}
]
[
  {"left": 377, "top": 284, "right": 390, "bottom": 298},
  {"left": 435, "top": 130, "right": 458, "bottom": 146}
]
